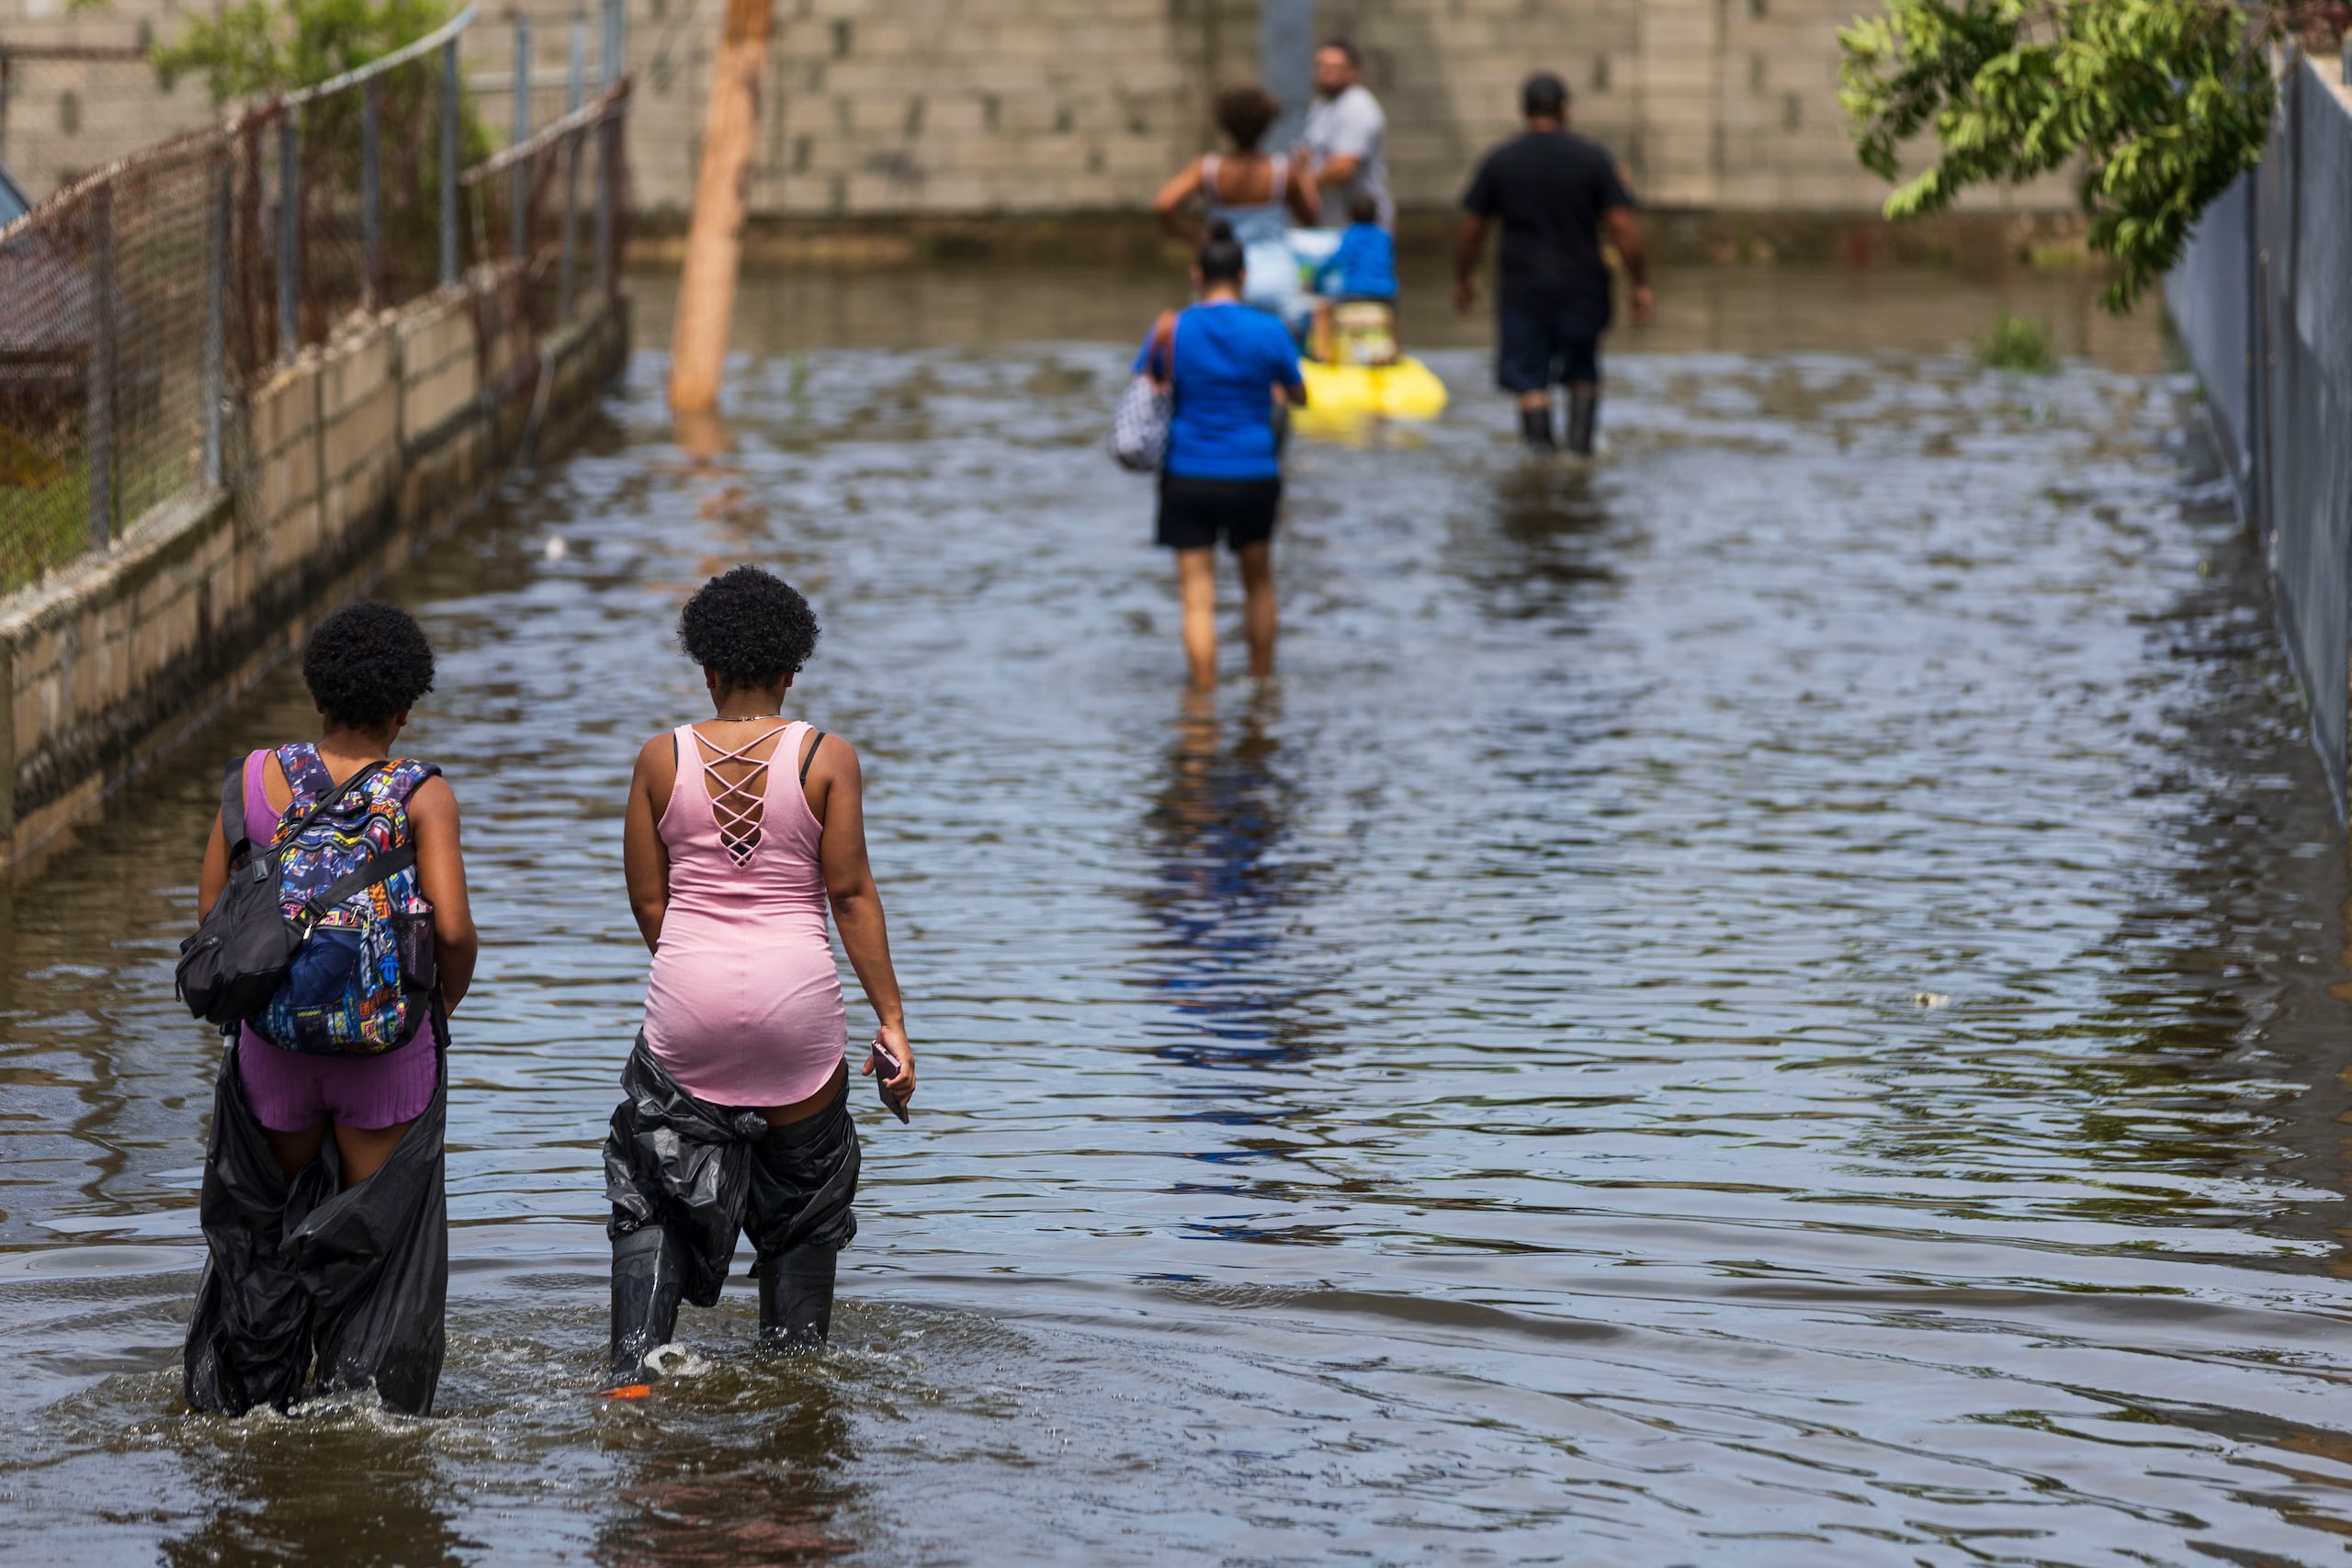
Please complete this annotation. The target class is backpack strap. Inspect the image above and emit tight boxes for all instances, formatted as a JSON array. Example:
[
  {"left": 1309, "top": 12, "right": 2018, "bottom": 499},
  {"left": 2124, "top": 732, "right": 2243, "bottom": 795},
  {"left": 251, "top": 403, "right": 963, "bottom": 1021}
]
[
  {"left": 1147, "top": 310, "right": 1177, "bottom": 387},
  {"left": 298, "top": 843, "right": 419, "bottom": 924},
  {"left": 277, "top": 742, "right": 337, "bottom": 806},
  {"left": 220, "top": 756, "right": 253, "bottom": 863}
]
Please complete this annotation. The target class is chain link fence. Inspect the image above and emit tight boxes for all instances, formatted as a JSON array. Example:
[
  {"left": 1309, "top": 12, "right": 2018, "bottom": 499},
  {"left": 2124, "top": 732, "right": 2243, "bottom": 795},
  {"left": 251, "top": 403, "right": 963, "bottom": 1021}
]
[
  {"left": 2167, "top": 50, "right": 2352, "bottom": 816},
  {"left": 0, "top": 126, "right": 240, "bottom": 591},
  {"left": 465, "top": 80, "right": 632, "bottom": 341},
  {"left": 0, "top": 3, "right": 633, "bottom": 597}
]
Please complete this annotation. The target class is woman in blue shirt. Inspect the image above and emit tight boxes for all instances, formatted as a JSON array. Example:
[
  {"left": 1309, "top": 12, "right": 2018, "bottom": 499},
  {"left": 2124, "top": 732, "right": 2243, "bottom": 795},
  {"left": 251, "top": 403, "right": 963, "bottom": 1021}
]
[{"left": 1136, "top": 222, "right": 1307, "bottom": 689}]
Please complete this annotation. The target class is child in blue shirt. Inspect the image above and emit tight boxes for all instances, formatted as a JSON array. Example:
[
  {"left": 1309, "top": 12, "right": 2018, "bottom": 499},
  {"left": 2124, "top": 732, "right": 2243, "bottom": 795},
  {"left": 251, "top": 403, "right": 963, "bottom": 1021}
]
[
  {"left": 1315, "top": 193, "right": 1398, "bottom": 300},
  {"left": 1310, "top": 192, "right": 1400, "bottom": 364}
]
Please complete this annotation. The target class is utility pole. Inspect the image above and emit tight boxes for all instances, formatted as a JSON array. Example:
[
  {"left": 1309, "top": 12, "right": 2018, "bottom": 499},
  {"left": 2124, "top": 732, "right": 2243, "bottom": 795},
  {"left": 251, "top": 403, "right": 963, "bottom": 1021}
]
[{"left": 668, "top": 0, "right": 772, "bottom": 414}]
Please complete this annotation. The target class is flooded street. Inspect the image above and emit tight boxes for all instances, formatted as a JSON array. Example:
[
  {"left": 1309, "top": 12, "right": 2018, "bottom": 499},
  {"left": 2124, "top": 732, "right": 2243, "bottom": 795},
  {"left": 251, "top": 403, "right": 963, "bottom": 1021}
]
[{"left": 7, "top": 265, "right": 2352, "bottom": 1566}]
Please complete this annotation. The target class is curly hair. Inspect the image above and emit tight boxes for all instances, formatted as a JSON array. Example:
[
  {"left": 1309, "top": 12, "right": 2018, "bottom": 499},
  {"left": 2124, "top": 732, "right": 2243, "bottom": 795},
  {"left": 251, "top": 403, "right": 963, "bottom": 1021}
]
[
  {"left": 301, "top": 602, "right": 436, "bottom": 728},
  {"left": 678, "top": 565, "right": 820, "bottom": 689},
  {"left": 1214, "top": 85, "right": 1280, "bottom": 151}
]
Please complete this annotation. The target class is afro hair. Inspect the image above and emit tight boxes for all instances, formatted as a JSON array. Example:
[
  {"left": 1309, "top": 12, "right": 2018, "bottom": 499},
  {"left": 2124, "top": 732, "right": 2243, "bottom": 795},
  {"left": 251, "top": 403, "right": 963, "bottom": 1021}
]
[
  {"left": 678, "top": 566, "right": 820, "bottom": 689},
  {"left": 301, "top": 602, "right": 435, "bottom": 728},
  {"left": 1214, "top": 85, "right": 1280, "bottom": 150}
]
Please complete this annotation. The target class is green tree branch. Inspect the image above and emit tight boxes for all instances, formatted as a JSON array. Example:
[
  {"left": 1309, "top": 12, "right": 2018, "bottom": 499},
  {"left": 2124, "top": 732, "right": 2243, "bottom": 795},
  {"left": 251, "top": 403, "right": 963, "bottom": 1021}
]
[{"left": 1840, "top": 0, "right": 2287, "bottom": 310}]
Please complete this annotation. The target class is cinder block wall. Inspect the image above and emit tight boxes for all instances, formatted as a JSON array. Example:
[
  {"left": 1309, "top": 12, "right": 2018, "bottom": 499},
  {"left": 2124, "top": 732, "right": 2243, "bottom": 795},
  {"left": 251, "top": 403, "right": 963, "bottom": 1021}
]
[
  {"left": 0, "top": 4, "right": 214, "bottom": 197},
  {"left": 4, "top": 0, "right": 2075, "bottom": 218}
]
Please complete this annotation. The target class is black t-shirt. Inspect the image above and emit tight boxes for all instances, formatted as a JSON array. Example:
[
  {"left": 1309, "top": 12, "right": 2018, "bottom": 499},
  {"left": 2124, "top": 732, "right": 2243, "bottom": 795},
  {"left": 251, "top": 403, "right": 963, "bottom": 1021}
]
[{"left": 1461, "top": 130, "right": 1635, "bottom": 321}]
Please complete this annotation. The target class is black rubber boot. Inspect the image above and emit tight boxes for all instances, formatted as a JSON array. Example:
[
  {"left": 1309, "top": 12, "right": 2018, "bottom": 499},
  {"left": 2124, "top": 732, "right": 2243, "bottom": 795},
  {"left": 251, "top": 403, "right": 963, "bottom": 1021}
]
[
  {"left": 1519, "top": 401, "right": 1555, "bottom": 450},
  {"left": 1566, "top": 387, "right": 1600, "bottom": 457},
  {"left": 756, "top": 1244, "right": 838, "bottom": 1352},
  {"left": 607, "top": 1224, "right": 686, "bottom": 1386}
]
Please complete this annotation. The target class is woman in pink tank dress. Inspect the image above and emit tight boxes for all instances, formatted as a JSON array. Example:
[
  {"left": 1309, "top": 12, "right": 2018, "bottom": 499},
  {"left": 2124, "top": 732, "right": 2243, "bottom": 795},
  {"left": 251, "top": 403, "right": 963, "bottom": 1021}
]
[{"left": 604, "top": 566, "right": 913, "bottom": 1386}]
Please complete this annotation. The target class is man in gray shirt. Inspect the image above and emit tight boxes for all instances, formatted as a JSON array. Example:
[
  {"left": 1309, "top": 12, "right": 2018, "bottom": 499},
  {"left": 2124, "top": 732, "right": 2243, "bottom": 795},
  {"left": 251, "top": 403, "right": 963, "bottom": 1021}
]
[{"left": 1297, "top": 39, "right": 1393, "bottom": 231}]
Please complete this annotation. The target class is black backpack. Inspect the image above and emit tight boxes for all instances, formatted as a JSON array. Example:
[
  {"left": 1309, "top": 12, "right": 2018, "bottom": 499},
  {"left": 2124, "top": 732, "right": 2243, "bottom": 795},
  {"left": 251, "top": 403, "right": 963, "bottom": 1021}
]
[{"left": 175, "top": 756, "right": 407, "bottom": 1029}]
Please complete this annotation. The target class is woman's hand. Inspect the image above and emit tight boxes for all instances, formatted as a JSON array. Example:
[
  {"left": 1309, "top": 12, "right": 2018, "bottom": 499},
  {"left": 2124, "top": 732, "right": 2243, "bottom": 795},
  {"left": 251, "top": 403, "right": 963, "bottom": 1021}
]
[{"left": 865, "top": 1020, "right": 915, "bottom": 1106}]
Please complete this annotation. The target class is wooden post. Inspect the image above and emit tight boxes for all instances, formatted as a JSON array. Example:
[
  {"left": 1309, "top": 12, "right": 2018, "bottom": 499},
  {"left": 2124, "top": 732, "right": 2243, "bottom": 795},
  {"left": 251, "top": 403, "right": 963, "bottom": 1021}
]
[{"left": 668, "top": 0, "right": 771, "bottom": 414}]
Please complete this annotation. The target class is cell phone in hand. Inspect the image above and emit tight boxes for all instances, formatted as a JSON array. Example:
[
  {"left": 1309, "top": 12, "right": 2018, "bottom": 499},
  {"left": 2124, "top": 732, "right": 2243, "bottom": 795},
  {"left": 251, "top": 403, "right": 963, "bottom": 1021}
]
[{"left": 868, "top": 1041, "right": 910, "bottom": 1123}]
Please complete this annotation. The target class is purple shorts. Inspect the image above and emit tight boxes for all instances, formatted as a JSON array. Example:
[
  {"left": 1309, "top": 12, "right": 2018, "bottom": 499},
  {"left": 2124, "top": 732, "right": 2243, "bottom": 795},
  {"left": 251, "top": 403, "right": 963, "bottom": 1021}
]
[{"left": 237, "top": 1022, "right": 439, "bottom": 1132}]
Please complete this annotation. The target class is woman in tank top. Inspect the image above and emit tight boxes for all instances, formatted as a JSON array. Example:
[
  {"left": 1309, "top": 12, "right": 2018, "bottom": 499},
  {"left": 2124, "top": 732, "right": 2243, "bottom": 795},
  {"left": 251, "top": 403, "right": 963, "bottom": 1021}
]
[
  {"left": 604, "top": 566, "right": 911, "bottom": 1385},
  {"left": 1153, "top": 85, "right": 1321, "bottom": 321}
]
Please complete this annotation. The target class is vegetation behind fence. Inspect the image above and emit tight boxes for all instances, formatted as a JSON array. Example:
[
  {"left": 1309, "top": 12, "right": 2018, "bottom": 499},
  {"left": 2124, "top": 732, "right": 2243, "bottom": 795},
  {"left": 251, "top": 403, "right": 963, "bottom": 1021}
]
[{"left": 0, "top": 5, "right": 629, "bottom": 596}]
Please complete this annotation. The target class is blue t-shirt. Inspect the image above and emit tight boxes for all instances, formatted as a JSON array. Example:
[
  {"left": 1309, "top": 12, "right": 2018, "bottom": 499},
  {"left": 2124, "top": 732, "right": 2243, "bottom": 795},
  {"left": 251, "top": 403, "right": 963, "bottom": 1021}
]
[
  {"left": 1316, "top": 223, "right": 1397, "bottom": 299},
  {"left": 1134, "top": 302, "right": 1304, "bottom": 481}
]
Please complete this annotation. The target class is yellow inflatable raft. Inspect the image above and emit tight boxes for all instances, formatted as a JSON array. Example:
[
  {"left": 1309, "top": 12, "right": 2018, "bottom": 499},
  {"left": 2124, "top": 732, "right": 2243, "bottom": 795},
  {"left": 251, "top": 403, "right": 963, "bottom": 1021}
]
[{"left": 1297, "top": 356, "right": 1449, "bottom": 423}]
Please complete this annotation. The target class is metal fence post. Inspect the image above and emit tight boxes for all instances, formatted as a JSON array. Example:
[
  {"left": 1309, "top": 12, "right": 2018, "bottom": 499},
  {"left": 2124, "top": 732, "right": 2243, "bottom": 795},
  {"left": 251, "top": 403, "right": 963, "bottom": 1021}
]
[
  {"left": 85, "top": 179, "right": 117, "bottom": 552},
  {"left": 560, "top": 10, "right": 584, "bottom": 321},
  {"left": 442, "top": 38, "right": 461, "bottom": 286},
  {"left": 596, "top": 0, "right": 621, "bottom": 299},
  {"left": 512, "top": 15, "right": 532, "bottom": 266},
  {"left": 203, "top": 154, "right": 228, "bottom": 490},
  {"left": 277, "top": 108, "right": 300, "bottom": 359},
  {"left": 361, "top": 73, "right": 382, "bottom": 310}
]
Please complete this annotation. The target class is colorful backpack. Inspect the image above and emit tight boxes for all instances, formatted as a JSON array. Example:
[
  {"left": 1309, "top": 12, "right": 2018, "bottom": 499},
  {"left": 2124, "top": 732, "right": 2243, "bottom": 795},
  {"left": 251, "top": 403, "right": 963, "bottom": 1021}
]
[{"left": 246, "top": 745, "right": 440, "bottom": 1055}]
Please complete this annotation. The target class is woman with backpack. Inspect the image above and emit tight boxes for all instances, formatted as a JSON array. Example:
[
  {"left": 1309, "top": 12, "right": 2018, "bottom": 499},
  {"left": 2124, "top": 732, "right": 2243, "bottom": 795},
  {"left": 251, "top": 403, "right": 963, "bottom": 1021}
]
[
  {"left": 602, "top": 566, "right": 912, "bottom": 1391},
  {"left": 179, "top": 601, "right": 476, "bottom": 1417},
  {"left": 1135, "top": 223, "right": 1308, "bottom": 690}
]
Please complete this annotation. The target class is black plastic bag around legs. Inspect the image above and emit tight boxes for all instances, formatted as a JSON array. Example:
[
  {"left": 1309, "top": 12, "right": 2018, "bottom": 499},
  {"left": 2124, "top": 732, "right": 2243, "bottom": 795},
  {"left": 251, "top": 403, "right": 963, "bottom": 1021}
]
[
  {"left": 607, "top": 1224, "right": 689, "bottom": 1385},
  {"left": 746, "top": 1080, "right": 860, "bottom": 1351},
  {"left": 602, "top": 1043, "right": 859, "bottom": 1375},
  {"left": 183, "top": 1039, "right": 449, "bottom": 1417}
]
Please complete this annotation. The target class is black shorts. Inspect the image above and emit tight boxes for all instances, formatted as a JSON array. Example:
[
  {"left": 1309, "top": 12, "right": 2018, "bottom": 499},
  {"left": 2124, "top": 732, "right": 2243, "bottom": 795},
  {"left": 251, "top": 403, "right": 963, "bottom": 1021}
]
[
  {"left": 1158, "top": 473, "right": 1282, "bottom": 553},
  {"left": 1497, "top": 307, "right": 1604, "bottom": 391}
]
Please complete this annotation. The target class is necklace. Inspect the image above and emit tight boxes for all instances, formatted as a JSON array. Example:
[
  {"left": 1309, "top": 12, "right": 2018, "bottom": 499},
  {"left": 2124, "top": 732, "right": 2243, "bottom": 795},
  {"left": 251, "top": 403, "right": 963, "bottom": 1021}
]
[{"left": 709, "top": 713, "right": 787, "bottom": 722}]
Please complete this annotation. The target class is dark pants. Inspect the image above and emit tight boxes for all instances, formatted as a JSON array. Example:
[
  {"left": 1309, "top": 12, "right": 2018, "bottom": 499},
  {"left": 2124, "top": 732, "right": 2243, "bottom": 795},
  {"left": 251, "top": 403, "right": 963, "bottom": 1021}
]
[
  {"left": 1497, "top": 306, "right": 1605, "bottom": 391},
  {"left": 183, "top": 1034, "right": 449, "bottom": 1416}
]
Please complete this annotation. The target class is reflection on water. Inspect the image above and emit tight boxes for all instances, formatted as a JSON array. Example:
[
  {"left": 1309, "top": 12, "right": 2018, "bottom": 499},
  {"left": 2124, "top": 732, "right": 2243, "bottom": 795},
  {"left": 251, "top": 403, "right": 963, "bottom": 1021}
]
[
  {"left": 1466, "top": 462, "right": 1623, "bottom": 621},
  {"left": 160, "top": 1404, "right": 471, "bottom": 1568},
  {"left": 10, "top": 267, "right": 2352, "bottom": 1564},
  {"left": 592, "top": 1364, "right": 857, "bottom": 1567},
  {"left": 1138, "top": 693, "right": 1310, "bottom": 1071}
]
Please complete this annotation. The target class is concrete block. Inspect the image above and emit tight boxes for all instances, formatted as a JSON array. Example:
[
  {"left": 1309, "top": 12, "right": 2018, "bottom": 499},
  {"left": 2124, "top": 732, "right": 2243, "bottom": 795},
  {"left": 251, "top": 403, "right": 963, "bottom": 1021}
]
[
  {"left": 267, "top": 493, "right": 322, "bottom": 571},
  {"left": 322, "top": 448, "right": 397, "bottom": 539},
  {"left": 252, "top": 367, "right": 317, "bottom": 457},
  {"left": 396, "top": 295, "right": 478, "bottom": 378},
  {"left": 318, "top": 328, "right": 397, "bottom": 421},
  {"left": 257, "top": 437, "right": 320, "bottom": 527},
  {"left": 322, "top": 381, "right": 400, "bottom": 482}
]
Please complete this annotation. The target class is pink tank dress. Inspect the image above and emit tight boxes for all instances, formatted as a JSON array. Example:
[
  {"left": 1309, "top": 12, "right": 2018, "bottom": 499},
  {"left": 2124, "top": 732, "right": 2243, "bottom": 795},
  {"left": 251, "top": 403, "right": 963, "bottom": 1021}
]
[{"left": 641, "top": 721, "right": 847, "bottom": 1108}]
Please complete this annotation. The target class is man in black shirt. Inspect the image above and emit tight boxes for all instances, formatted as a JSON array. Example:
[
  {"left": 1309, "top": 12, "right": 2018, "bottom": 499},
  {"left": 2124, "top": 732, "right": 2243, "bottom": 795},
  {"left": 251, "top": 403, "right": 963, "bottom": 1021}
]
[{"left": 1454, "top": 72, "right": 1652, "bottom": 454}]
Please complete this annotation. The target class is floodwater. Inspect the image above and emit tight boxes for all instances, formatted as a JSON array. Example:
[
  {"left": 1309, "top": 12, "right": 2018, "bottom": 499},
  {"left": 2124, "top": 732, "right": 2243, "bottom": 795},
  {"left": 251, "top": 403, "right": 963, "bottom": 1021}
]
[{"left": 5, "top": 265, "right": 2350, "bottom": 1567}]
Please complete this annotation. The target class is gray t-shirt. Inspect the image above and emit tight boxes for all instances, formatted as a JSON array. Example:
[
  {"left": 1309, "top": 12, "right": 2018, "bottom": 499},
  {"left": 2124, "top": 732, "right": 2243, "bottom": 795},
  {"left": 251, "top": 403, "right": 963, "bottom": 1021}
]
[{"left": 1300, "top": 84, "right": 1393, "bottom": 231}]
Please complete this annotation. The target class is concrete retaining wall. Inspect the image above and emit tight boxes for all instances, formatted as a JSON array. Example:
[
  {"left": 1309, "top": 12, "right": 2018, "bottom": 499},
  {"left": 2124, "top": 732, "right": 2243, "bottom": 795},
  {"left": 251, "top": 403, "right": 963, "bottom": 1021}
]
[{"left": 0, "top": 282, "right": 629, "bottom": 868}]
